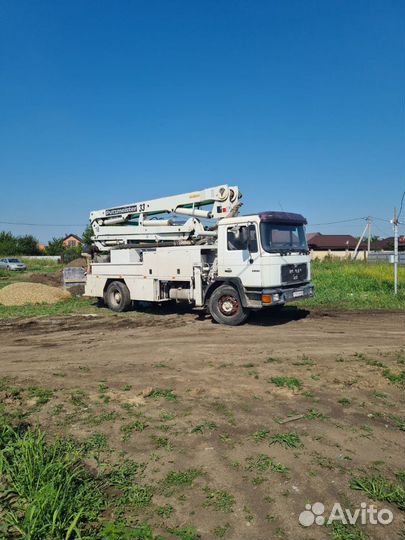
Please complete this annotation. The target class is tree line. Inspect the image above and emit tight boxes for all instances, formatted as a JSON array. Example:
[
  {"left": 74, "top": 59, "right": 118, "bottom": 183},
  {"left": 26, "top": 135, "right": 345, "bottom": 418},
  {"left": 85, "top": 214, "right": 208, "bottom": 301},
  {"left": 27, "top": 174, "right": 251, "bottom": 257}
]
[{"left": 0, "top": 226, "right": 92, "bottom": 257}]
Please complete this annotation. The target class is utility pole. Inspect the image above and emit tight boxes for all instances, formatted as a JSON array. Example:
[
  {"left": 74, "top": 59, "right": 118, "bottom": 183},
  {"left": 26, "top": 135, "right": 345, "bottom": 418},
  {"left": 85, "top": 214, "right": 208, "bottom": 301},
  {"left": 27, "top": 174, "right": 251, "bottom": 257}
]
[
  {"left": 367, "top": 216, "right": 372, "bottom": 259},
  {"left": 392, "top": 208, "right": 398, "bottom": 294},
  {"left": 353, "top": 220, "right": 368, "bottom": 261}
]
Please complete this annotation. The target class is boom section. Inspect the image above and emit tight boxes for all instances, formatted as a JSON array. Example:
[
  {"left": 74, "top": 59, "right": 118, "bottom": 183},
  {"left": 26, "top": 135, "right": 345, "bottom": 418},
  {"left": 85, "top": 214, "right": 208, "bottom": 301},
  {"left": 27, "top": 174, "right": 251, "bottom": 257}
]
[{"left": 90, "top": 185, "right": 241, "bottom": 250}]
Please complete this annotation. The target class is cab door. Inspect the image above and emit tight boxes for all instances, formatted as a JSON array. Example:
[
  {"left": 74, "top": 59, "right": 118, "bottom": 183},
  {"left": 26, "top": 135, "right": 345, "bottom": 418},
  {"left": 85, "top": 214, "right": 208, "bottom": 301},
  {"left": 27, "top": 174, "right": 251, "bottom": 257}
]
[{"left": 218, "top": 223, "right": 262, "bottom": 288}]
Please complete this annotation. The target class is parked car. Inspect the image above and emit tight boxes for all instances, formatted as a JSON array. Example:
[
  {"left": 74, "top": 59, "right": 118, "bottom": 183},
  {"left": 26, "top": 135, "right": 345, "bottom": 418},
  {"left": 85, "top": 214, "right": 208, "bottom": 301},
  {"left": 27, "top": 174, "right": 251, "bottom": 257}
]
[{"left": 0, "top": 258, "right": 27, "bottom": 271}]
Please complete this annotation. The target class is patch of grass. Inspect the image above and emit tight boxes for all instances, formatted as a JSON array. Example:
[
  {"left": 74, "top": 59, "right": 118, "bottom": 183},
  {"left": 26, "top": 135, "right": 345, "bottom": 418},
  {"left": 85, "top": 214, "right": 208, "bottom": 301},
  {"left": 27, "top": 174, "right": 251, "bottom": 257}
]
[
  {"left": 330, "top": 522, "right": 369, "bottom": 540},
  {"left": 212, "top": 523, "right": 230, "bottom": 538},
  {"left": 382, "top": 368, "right": 404, "bottom": 385},
  {"left": 121, "top": 384, "right": 132, "bottom": 391},
  {"left": 388, "top": 414, "right": 405, "bottom": 431},
  {"left": 270, "top": 376, "right": 303, "bottom": 390},
  {"left": 365, "top": 358, "right": 387, "bottom": 368},
  {"left": 299, "top": 260, "right": 405, "bottom": 310},
  {"left": 264, "top": 356, "right": 281, "bottom": 364},
  {"left": 191, "top": 421, "right": 217, "bottom": 433},
  {"left": 83, "top": 432, "right": 109, "bottom": 454},
  {"left": 120, "top": 420, "right": 148, "bottom": 441},
  {"left": 147, "top": 388, "right": 177, "bottom": 401},
  {"left": 70, "top": 389, "right": 88, "bottom": 407},
  {"left": 0, "top": 421, "right": 104, "bottom": 539},
  {"left": 100, "top": 521, "right": 157, "bottom": 540},
  {"left": 245, "top": 454, "right": 288, "bottom": 473},
  {"left": 88, "top": 411, "right": 119, "bottom": 426},
  {"left": 270, "top": 432, "right": 302, "bottom": 449},
  {"left": 27, "top": 386, "right": 54, "bottom": 405},
  {"left": 293, "top": 354, "right": 315, "bottom": 366},
  {"left": 106, "top": 459, "right": 143, "bottom": 487},
  {"left": 350, "top": 475, "right": 405, "bottom": 509},
  {"left": 305, "top": 408, "right": 328, "bottom": 420},
  {"left": 120, "top": 484, "right": 154, "bottom": 507},
  {"left": 156, "top": 504, "right": 174, "bottom": 518},
  {"left": 338, "top": 398, "right": 352, "bottom": 407},
  {"left": 151, "top": 435, "right": 173, "bottom": 450},
  {"left": 253, "top": 429, "right": 270, "bottom": 442},
  {"left": 204, "top": 489, "right": 235, "bottom": 513},
  {"left": 166, "top": 526, "right": 200, "bottom": 540},
  {"left": 0, "top": 296, "right": 96, "bottom": 320},
  {"left": 162, "top": 469, "right": 203, "bottom": 488}
]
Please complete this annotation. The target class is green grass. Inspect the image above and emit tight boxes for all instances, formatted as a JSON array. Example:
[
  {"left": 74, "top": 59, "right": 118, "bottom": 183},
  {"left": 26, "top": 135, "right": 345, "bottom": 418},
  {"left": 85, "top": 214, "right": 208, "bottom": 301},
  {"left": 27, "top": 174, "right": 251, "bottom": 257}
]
[
  {"left": 204, "top": 489, "right": 235, "bottom": 513},
  {"left": 0, "top": 296, "right": 95, "bottom": 319},
  {"left": 162, "top": 469, "right": 203, "bottom": 488},
  {"left": 382, "top": 368, "right": 404, "bottom": 385},
  {"left": 120, "top": 420, "right": 148, "bottom": 441},
  {"left": 245, "top": 454, "right": 288, "bottom": 473},
  {"left": 0, "top": 421, "right": 104, "bottom": 539},
  {"left": 299, "top": 260, "right": 405, "bottom": 310},
  {"left": 270, "top": 376, "right": 303, "bottom": 390},
  {"left": 329, "top": 522, "right": 369, "bottom": 540},
  {"left": 146, "top": 388, "right": 177, "bottom": 402},
  {"left": 269, "top": 432, "right": 302, "bottom": 449},
  {"left": 350, "top": 474, "right": 405, "bottom": 509}
]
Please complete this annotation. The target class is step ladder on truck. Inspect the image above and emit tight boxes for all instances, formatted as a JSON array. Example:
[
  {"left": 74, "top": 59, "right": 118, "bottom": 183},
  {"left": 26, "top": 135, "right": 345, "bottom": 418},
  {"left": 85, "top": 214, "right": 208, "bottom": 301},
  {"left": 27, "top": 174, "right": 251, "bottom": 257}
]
[{"left": 84, "top": 185, "right": 314, "bottom": 325}]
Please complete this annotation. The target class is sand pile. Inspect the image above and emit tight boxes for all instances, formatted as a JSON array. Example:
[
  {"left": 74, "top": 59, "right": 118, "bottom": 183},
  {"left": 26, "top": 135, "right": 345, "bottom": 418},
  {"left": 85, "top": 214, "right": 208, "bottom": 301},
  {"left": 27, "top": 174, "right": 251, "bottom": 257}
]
[
  {"left": 0, "top": 283, "right": 70, "bottom": 306},
  {"left": 67, "top": 258, "right": 87, "bottom": 268}
]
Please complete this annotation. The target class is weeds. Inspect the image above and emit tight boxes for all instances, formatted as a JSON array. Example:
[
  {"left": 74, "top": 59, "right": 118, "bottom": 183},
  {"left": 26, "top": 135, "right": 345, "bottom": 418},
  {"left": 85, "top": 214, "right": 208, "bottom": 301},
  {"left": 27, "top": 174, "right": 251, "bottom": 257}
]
[
  {"left": 27, "top": 386, "right": 54, "bottom": 405},
  {"left": 350, "top": 475, "right": 404, "bottom": 509},
  {"left": 147, "top": 388, "right": 177, "bottom": 401},
  {"left": 270, "top": 376, "right": 303, "bottom": 390},
  {"left": 382, "top": 368, "right": 404, "bottom": 385},
  {"left": 0, "top": 421, "right": 104, "bottom": 539},
  {"left": 120, "top": 420, "right": 148, "bottom": 441},
  {"left": 270, "top": 432, "right": 302, "bottom": 449},
  {"left": 204, "top": 489, "right": 235, "bottom": 513}
]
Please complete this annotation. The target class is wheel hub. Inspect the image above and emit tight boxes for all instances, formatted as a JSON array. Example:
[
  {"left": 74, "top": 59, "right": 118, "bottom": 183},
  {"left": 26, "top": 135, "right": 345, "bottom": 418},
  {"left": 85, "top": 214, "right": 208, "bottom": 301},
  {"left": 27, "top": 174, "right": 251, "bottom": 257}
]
[
  {"left": 113, "top": 290, "right": 122, "bottom": 304},
  {"left": 218, "top": 295, "right": 239, "bottom": 316}
]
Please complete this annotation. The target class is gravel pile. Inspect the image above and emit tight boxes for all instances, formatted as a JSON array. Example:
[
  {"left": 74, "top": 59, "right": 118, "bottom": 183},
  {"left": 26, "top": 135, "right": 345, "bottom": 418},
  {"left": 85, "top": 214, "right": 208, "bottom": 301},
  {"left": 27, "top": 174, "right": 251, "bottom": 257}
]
[{"left": 0, "top": 283, "right": 70, "bottom": 306}]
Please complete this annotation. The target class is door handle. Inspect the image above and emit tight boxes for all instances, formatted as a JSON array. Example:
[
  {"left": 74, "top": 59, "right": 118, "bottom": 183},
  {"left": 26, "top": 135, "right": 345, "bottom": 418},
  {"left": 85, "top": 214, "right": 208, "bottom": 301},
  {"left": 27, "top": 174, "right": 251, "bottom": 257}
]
[{"left": 224, "top": 268, "right": 232, "bottom": 273}]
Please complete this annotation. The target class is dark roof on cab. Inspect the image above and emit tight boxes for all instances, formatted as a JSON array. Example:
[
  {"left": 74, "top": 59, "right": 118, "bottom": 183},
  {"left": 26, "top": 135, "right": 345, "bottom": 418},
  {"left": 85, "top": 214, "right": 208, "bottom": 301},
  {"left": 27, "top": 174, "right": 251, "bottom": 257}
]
[{"left": 255, "top": 211, "right": 307, "bottom": 225}]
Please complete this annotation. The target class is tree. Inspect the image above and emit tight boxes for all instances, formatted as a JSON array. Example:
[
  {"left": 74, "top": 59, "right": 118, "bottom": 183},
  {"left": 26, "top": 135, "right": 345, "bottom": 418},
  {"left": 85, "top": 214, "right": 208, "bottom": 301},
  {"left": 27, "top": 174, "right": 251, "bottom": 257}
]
[
  {"left": 16, "top": 235, "right": 40, "bottom": 255},
  {"left": 0, "top": 231, "right": 40, "bottom": 255},
  {"left": 46, "top": 237, "right": 66, "bottom": 256},
  {"left": 82, "top": 224, "right": 93, "bottom": 245}
]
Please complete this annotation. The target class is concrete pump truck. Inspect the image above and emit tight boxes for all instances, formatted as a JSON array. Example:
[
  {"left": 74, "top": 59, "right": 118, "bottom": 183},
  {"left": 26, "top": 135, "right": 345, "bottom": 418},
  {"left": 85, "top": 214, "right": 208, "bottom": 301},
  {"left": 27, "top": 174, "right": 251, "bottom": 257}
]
[{"left": 84, "top": 185, "right": 314, "bottom": 325}]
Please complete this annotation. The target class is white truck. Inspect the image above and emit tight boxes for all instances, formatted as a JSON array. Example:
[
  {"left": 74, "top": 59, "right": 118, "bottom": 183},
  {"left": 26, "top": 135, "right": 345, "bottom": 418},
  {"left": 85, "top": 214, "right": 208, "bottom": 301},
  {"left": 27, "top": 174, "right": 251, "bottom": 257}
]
[{"left": 84, "top": 185, "right": 314, "bottom": 325}]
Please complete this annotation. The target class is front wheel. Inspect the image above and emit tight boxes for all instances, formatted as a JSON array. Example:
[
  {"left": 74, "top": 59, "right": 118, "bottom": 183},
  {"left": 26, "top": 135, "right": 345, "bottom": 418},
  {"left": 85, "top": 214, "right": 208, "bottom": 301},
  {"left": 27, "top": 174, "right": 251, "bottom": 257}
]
[
  {"left": 105, "top": 281, "right": 132, "bottom": 312},
  {"left": 208, "top": 285, "right": 249, "bottom": 326}
]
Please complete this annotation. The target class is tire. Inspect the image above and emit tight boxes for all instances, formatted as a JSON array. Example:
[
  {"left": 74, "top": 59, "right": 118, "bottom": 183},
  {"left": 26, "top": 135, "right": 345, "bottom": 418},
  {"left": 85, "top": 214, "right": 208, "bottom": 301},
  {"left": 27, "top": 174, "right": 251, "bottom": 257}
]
[
  {"left": 105, "top": 281, "right": 132, "bottom": 312},
  {"left": 208, "top": 284, "right": 249, "bottom": 326}
]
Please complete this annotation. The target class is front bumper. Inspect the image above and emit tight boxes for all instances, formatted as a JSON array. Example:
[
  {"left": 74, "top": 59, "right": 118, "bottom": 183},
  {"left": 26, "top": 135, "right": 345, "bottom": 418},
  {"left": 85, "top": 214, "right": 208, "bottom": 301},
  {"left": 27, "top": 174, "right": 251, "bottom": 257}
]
[
  {"left": 244, "top": 282, "right": 314, "bottom": 308},
  {"left": 262, "top": 283, "right": 314, "bottom": 306}
]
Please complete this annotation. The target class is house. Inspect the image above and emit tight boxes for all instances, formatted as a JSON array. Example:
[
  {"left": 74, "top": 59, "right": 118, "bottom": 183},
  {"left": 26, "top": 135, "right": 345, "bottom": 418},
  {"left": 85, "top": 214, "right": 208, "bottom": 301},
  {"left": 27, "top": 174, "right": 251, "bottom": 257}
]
[
  {"left": 307, "top": 233, "right": 360, "bottom": 251},
  {"left": 62, "top": 234, "right": 83, "bottom": 248}
]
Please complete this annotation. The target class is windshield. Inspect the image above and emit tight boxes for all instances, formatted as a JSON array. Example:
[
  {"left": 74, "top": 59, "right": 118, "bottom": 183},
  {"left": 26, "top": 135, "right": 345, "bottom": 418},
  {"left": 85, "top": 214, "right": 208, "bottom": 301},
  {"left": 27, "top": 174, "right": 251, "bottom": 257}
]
[
  {"left": 8, "top": 258, "right": 21, "bottom": 263},
  {"left": 260, "top": 222, "right": 308, "bottom": 253}
]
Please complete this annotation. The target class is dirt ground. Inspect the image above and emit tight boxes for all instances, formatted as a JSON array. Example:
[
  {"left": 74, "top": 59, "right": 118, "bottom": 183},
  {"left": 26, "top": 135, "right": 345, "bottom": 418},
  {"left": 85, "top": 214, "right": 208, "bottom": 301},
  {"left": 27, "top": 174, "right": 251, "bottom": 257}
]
[{"left": 0, "top": 307, "right": 404, "bottom": 540}]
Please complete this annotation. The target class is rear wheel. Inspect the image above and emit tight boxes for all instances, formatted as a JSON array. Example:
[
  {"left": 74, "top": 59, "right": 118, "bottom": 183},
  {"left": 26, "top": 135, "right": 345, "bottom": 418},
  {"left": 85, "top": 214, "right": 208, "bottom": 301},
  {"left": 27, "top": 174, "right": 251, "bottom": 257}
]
[
  {"left": 208, "top": 284, "right": 249, "bottom": 326},
  {"left": 105, "top": 281, "right": 131, "bottom": 312}
]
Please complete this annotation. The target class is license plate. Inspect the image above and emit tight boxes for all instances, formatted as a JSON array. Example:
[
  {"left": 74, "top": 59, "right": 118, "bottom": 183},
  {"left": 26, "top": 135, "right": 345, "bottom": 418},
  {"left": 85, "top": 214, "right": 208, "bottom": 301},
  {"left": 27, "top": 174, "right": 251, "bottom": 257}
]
[{"left": 293, "top": 290, "right": 304, "bottom": 298}]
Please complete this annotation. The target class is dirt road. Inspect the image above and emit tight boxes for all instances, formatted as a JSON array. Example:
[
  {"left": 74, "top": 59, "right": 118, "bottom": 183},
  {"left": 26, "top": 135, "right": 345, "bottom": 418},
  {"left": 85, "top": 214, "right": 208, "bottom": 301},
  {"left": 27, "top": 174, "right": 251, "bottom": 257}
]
[{"left": 0, "top": 307, "right": 403, "bottom": 539}]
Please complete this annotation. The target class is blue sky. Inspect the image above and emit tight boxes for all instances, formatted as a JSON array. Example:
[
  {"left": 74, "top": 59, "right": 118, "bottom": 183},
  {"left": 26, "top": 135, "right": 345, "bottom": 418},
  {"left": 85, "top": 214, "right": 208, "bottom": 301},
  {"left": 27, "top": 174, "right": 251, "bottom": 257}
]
[{"left": 0, "top": 0, "right": 404, "bottom": 242}]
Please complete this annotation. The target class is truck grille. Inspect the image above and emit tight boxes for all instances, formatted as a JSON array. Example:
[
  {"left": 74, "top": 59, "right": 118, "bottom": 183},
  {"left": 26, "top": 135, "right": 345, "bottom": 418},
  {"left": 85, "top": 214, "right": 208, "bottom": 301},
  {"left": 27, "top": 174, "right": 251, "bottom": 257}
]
[{"left": 281, "top": 263, "right": 308, "bottom": 284}]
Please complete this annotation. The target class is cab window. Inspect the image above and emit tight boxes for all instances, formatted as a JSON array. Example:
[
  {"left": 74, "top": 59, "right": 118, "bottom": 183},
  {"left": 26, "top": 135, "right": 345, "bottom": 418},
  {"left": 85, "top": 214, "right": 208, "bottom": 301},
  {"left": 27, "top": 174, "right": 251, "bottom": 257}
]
[{"left": 227, "top": 224, "right": 258, "bottom": 252}]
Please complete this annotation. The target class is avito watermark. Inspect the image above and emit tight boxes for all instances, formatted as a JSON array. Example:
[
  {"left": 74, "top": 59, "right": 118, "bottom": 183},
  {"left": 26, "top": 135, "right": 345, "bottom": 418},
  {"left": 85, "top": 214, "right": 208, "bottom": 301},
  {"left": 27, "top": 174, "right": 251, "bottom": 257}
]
[{"left": 299, "top": 501, "right": 394, "bottom": 527}]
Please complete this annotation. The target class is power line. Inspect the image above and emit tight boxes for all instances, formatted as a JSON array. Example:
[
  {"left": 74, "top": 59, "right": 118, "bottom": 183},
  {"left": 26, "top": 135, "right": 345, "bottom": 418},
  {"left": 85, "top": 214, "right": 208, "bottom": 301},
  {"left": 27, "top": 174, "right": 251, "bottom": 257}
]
[
  {"left": 0, "top": 221, "right": 85, "bottom": 227},
  {"left": 398, "top": 191, "right": 405, "bottom": 219},
  {"left": 308, "top": 217, "right": 365, "bottom": 226}
]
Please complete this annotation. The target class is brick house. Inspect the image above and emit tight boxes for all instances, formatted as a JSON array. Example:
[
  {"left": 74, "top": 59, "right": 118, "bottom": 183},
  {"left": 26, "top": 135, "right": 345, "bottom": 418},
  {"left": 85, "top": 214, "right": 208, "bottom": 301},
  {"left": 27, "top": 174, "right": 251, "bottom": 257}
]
[{"left": 62, "top": 234, "right": 83, "bottom": 248}]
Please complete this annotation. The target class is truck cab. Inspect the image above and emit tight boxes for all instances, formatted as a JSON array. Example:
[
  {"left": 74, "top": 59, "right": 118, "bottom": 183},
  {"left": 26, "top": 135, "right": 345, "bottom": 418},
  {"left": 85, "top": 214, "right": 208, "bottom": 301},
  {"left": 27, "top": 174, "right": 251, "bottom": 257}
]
[{"left": 212, "top": 211, "right": 314, "bottom": 317}]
